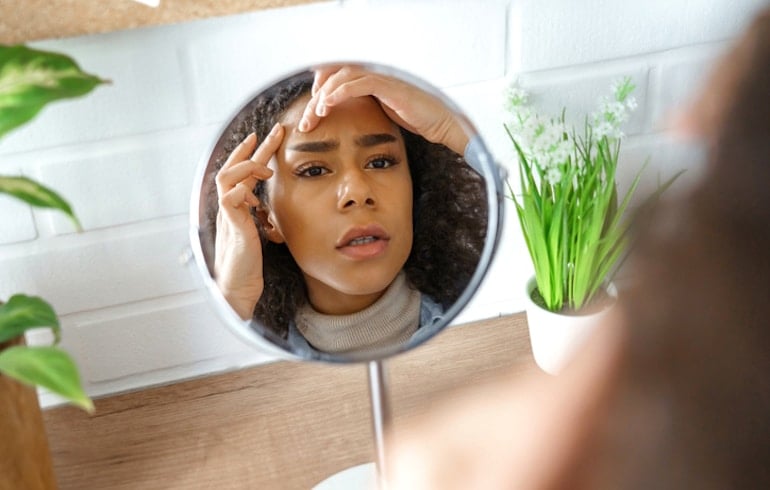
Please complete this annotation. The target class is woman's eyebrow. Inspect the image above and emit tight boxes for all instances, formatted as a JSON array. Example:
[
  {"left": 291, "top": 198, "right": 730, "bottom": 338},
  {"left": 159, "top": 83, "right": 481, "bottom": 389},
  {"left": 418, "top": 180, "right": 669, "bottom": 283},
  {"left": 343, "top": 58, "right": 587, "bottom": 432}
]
[
  {"left": 288, "top": 140, "right": 339, "bottom": 153},
  {"left": 355, "top": 133, "right": 398, "bottom": 147},
  {"left": 287, "top": 133, "right": 398, "bottom": 153}
]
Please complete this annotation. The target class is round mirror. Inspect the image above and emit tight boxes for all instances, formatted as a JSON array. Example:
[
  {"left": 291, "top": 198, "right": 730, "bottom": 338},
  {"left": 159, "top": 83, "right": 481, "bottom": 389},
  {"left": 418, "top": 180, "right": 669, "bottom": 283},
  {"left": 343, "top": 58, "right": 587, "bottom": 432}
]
[{"left": 189, "top": 63, "right": 504, "bottom": 363}]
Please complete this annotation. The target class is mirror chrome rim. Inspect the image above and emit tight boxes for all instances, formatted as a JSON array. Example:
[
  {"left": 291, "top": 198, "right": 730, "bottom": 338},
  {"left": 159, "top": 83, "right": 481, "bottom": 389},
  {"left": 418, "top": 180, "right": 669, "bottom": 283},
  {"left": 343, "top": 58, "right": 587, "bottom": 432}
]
[{"left": 189, "top": 61, "right": 506, "bottom": 363}]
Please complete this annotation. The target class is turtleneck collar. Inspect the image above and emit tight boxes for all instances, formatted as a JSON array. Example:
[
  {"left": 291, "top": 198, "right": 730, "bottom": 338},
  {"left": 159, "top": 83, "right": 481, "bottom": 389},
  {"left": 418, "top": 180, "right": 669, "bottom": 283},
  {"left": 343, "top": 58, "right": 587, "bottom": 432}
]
[{"left": 295, "top": 272, "right": 421, "bottom": 354}]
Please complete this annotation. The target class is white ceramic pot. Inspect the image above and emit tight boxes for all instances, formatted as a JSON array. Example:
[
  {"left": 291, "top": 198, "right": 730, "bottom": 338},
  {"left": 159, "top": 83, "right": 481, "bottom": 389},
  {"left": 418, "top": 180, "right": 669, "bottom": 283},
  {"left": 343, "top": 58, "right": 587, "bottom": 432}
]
[{"left": 524, "top": 276, "right": 617, "bottom": 375}]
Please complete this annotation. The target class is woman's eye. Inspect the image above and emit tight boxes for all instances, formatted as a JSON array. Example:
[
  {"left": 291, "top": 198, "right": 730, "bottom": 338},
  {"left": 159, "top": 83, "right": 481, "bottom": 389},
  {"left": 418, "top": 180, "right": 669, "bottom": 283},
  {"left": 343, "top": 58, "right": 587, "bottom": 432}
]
[
  {"left": 297, "top": 165, "right": 329, "bottom": 177},
  {"left": 366, "top": 157, "right": 398, "bottom": 169}
]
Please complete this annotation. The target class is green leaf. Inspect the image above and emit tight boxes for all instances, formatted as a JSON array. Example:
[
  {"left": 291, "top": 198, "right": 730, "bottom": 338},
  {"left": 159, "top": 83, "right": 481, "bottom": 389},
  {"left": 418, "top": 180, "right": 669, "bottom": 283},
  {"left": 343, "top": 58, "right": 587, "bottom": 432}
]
[
  {"left": 0, "top": 44, "right": 107, "bottom": 139},
  {"left": 0, "top": 346, "right": 93, "bottom": 413},
  {"left": 0, "top": 294, "right": 60, "bottom": 344},
  {"left": 0, "top": 175, "right": 81, "bottom": 230}
]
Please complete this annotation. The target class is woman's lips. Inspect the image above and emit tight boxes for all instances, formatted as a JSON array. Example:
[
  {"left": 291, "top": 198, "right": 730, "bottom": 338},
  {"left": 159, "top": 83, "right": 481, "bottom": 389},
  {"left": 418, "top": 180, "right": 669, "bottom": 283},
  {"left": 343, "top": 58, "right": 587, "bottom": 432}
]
[
  {"left": 337, "top": 238, "right": 389, "bottom": 259},
  {"left": 336, "top": 224, "right": 390, "bottom": 259}
]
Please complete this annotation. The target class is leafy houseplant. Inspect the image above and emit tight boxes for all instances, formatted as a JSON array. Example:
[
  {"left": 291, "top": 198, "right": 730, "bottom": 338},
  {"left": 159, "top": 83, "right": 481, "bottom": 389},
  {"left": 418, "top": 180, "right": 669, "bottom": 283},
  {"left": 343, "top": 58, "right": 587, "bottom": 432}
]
[
  {"left": 0, "top": 44, "right": 107, "bottom": 412},
  {"left": 505, "top": 78, "right": 681, "bottom": 375},
  {"left": 505, "top": 78, "right": 648, "bottom": 314}
]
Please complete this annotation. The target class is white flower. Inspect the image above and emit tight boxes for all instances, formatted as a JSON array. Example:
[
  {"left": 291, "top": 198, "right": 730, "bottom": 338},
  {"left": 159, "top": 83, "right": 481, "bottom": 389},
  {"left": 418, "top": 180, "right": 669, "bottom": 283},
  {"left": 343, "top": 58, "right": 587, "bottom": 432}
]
[
  {"left": 591, "top": 86, "right": 636, "bottom": 141},
  {"left": 520, "top": 118, "right": 571, "bottom": 171},
  {"left": 610, "top": 79, "right": 622, "bottom": 96},
  {"left": 611, "top": 77, "right": 635, "bottom": 102},
  {"left": 504, "top": 82, "right": 529, "bottom": 113},
  {"left": 610, "top": 101, "right": 628, "bottom": 122},
  {"left": 545, "top": 166, "right": 562, "bottom": 185},
  {"left": 541, "top": 123, "right": 564, "bottom": 145},
  {"left": 594, "top": 120, "right": 614, "bottom": 139},
  {"left": 505, "top": 76, "right": 637, "bottom": 185},
  {"left": 551, "top": 140, "right": 572, "bottom": 166}
]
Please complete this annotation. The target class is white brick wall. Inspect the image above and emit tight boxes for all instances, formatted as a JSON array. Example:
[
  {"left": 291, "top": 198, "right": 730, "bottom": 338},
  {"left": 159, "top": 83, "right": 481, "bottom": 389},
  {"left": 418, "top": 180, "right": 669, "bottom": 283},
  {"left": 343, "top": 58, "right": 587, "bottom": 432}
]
[
  {"left": 0, "top": 0, "right": 763, "bottom": 406},
  {"left": 0, "top": 180, "right": 37, "bottom": 244},
  {"left": 508, "top": 0, "right": 767, "bottom": 72}
]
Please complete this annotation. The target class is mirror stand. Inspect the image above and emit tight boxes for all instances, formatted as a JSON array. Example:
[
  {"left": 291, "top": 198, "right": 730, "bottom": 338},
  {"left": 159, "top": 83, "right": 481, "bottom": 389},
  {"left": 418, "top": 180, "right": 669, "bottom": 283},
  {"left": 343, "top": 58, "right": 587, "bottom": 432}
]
[
  {"left": 367, "top": 360, "right": 392, "bottom": 489},
  {"left": 313, "top": 360, "right": 391, "bottom": 490},
  {"left": 191, "top": 61, "right": 505, "bottom": 490}
]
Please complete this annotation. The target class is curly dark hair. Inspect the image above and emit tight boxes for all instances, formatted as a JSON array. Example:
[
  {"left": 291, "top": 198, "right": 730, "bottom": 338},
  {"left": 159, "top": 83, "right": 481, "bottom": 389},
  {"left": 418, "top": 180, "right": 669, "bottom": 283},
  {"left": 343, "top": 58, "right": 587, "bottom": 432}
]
[{"left": 205, "top": 71, "right": 487, "bottom": 338}]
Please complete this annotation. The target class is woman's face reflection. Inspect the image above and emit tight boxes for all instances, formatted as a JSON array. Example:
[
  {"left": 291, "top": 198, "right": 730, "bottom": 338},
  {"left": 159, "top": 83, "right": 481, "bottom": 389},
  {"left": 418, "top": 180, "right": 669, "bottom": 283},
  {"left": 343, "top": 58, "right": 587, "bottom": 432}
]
[{"left": 264, "top": 94, "right": 414, "bottom": 315}]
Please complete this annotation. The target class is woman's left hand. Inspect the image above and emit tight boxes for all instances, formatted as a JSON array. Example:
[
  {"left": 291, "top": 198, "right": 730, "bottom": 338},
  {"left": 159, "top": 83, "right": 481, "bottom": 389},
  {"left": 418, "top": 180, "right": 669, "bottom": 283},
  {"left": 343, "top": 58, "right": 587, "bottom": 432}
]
[{"left": 298, "top": 65, "right": 468, "bottom": 155}]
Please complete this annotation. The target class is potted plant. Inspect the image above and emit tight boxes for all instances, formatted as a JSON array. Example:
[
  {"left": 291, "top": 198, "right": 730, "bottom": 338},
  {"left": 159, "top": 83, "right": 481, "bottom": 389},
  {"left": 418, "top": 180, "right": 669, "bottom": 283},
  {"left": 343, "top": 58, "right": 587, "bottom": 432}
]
[
  {"left": 504, "top": 78, "right": 676, "bottom": 374},
  {"left": 0, "top": 44, "right": 106, "bottom": 489}
]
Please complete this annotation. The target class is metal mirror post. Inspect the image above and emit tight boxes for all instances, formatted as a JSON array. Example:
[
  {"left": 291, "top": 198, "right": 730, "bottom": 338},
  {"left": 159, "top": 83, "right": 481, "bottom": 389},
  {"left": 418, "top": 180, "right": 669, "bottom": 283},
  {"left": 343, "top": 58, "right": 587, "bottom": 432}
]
[
  {"left": 188, "top": 63, "right": 505, "bottom": 487},
  {"left": 368, "top": 359, "right": 391, "bottom": 488}
]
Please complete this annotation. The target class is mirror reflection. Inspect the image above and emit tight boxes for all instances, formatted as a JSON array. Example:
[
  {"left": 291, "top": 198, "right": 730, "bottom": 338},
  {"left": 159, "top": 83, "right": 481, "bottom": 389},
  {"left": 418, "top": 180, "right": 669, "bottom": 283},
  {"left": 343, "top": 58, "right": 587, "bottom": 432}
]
[{"left": 194, "top": 64, "right": 500, "bottom": 361}]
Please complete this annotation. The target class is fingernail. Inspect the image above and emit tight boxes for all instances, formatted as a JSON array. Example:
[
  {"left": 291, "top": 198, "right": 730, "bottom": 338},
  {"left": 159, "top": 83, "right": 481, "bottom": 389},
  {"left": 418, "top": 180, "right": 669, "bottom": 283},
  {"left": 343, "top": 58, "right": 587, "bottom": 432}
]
[
  {"left": 298, "top": 118, "right": 308, "bottom": 132},
  {"left": 269, "top": 123, "right": 281, "bottom": 136},
  {"left": 316, "top": 98, "right": 327, "bottom": 117}
]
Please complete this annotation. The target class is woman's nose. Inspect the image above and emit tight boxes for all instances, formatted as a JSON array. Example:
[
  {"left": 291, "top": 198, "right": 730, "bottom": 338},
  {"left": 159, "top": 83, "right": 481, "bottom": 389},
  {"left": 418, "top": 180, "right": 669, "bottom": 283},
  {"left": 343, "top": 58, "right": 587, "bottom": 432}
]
[{"left": 337, "top": 170, "right": 376, "bottom": 210}]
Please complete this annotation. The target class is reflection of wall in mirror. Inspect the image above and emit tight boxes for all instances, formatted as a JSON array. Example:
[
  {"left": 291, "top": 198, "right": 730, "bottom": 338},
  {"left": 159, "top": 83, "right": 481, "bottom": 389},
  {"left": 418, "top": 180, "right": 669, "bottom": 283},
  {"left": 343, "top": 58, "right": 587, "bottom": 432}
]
[{"left": 0, "top": 0, "right": 765, "bottom": 406}]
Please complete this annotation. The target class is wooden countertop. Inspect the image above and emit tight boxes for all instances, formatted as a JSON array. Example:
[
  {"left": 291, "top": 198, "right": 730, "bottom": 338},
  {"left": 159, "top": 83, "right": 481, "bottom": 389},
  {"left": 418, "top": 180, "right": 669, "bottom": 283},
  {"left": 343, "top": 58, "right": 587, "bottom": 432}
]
[
  {"left": 1, "top": 0, "right": 325, "bottom": 44},
  {"left": 43, "top": 313, "right": 535, "bottom": 489}
]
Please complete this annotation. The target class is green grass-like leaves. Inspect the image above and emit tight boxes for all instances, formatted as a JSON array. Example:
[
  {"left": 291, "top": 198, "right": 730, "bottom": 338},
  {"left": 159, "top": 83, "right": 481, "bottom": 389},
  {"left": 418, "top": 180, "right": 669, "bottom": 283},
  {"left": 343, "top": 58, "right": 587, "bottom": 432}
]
[
  {"left": 502, "top": 77, "right": 675, "bottom": 313},
  {"left": 506, "top": 122, "right": 644, "bottom": 312}
]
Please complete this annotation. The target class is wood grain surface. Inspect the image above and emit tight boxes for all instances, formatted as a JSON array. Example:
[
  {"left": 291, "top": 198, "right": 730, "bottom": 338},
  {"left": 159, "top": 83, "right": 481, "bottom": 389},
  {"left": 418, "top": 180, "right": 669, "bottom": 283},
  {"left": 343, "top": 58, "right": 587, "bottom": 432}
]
[
  {"left": 1, "top": 0, "right": 325, "bottom": 44},
  {"left": 1, "top": 337, "right": 57, "bottom": 490},
  {"left": 42, "top": 313, "right": 535, "bottom": 489}
]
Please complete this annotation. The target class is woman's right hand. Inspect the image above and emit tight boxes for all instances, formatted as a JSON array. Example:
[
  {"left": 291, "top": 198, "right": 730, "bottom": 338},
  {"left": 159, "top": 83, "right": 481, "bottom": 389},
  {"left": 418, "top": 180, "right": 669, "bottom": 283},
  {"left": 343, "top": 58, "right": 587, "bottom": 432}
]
[
  {"left": 298, "top": 65, "right": 469, "bottom": 155},
  {"left": 214, "top": 124, "right": 284, "bottom": 320}
]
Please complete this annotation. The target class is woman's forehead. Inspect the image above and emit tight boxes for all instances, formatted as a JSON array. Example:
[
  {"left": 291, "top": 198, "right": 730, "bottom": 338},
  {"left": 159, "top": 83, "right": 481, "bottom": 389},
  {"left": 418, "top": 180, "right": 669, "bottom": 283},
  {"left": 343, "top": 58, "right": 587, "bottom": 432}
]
[
  {"left": 279, "top": 93, "right": 312, "bottom": 127},
  {"left": 280, "top": 94, "right": 402, "bottom": 141}
]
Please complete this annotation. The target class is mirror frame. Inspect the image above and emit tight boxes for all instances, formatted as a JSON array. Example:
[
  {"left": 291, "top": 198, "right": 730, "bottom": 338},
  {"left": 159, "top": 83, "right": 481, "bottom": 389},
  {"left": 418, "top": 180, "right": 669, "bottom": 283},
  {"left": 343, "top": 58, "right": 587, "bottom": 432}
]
[{"left": 188, "top": 62, "right": 507, "bottom": 363}]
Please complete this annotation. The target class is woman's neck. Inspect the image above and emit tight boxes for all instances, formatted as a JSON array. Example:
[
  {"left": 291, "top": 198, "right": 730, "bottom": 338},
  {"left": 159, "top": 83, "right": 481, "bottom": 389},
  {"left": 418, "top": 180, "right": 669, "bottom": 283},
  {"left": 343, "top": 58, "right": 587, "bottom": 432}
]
[{"left": 303, "top": 275, "right": 388, "bottom": 315}]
